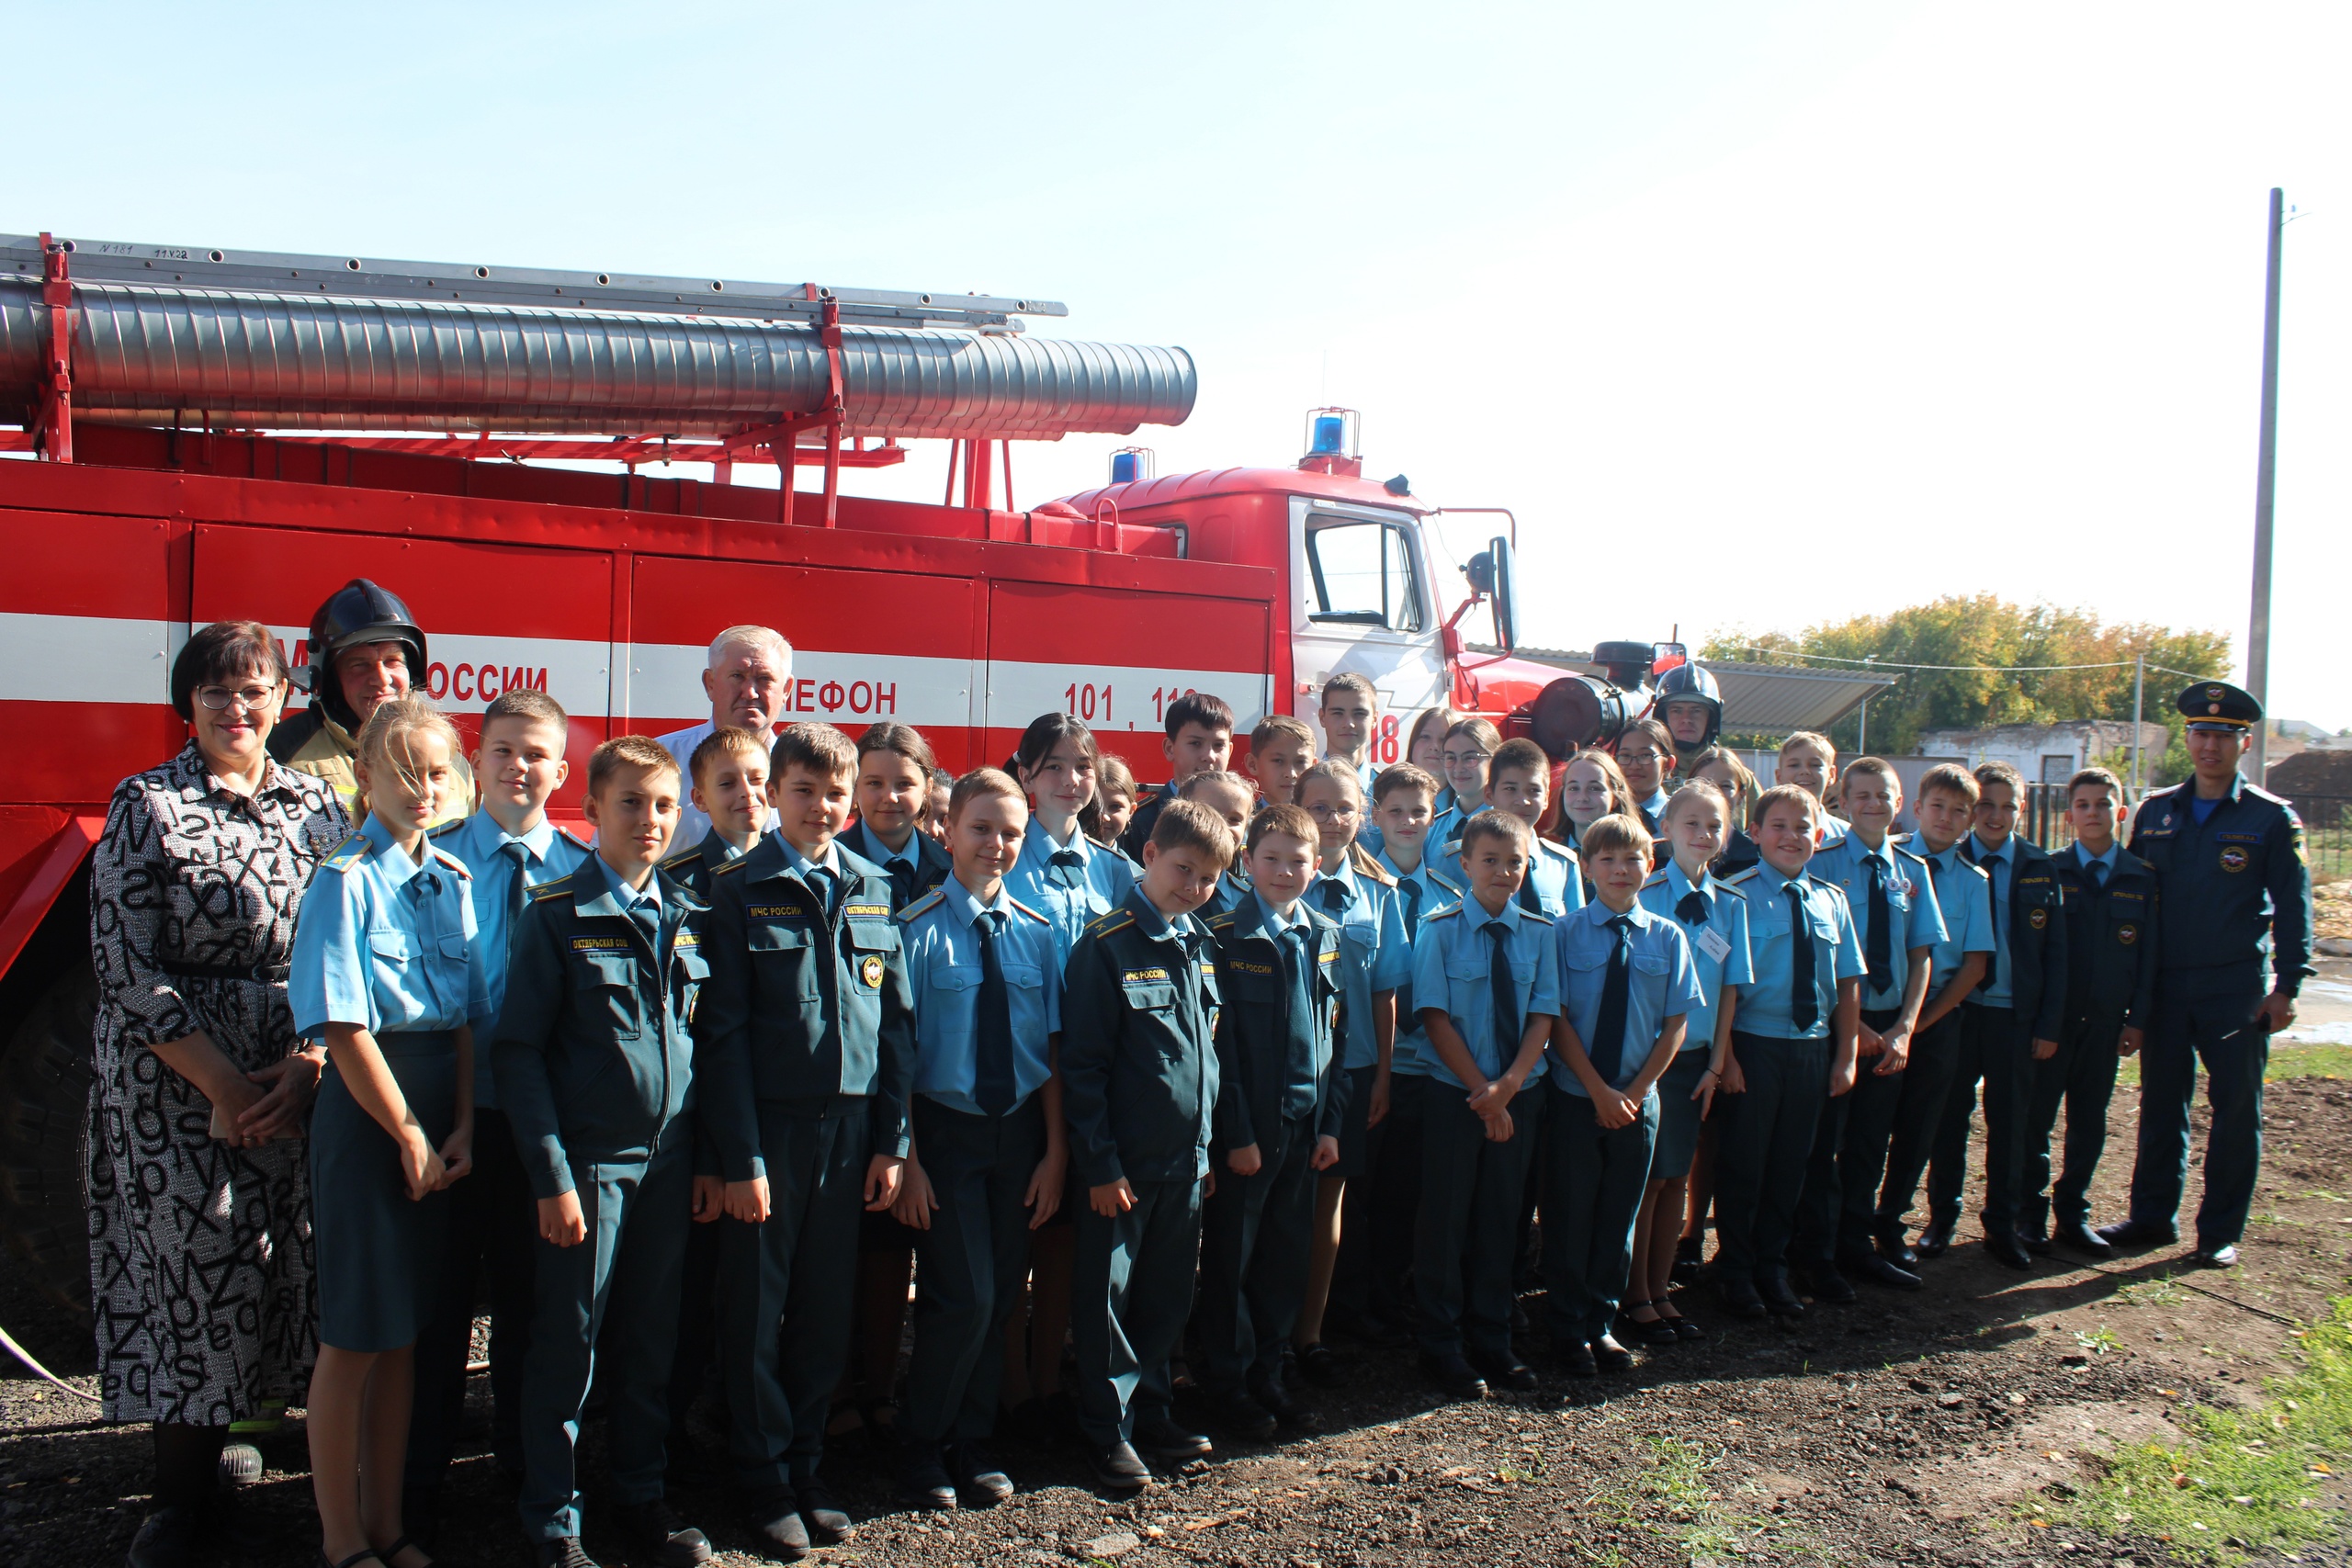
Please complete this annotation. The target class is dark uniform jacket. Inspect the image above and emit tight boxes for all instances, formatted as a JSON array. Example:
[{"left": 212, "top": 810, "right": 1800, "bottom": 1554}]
[
  {"left": 1203, "top": 896, "right": 1347, "bottom": 1153},
  {"left": 492, "top": 867, "right": 707, "bottom": 1201},
  {"left": 1059, "top": 889, "right": 1222, "bottom": 1189},
  {"left": 843, "top": 819, "right": 954, "bottom": 912},
  {"left": 2052, "top": 848, "right": 2160, "bottom": 1036},
  {"left": 1116, "top": 785, "right": 1173, "bottom": 864},
  {"left": 700, "top": 837, "right": 917, "bottom": 1182},
  {"left": 2128, "top": 775, "right": 2314, "bottom": 995},
  {"left": 1959, "top": 835, "right": 2069, "bottom": 1042},
  {"left": 656, "top": 830, "right": 746, "bottom": 901}
]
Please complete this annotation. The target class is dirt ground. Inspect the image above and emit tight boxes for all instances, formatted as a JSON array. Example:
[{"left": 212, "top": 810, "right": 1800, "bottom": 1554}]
[{"left": 10, "top": 1021, "right": 2352, "bottom": 1568}]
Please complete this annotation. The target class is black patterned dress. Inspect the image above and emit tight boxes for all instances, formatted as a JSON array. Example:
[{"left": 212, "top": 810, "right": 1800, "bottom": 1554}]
[{"left": 85, "top": 743, "right": 349, "bottom": 1424}]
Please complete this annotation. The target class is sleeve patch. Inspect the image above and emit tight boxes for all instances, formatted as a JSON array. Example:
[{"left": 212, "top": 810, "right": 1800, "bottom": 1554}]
[{"left": 571, "top": 936, "right": 630, "bottom": 952}]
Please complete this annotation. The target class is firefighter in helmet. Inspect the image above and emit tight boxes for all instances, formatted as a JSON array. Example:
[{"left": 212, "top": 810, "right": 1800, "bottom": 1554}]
[
  {"left": 1654, "top": 660, "right": 1723, "bottom": 771},
  {"left": 267, "top": 578, "right": 474, "bottom": 828}
]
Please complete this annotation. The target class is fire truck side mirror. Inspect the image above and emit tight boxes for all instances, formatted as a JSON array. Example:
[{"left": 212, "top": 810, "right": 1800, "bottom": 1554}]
[{"left": 1486, "top": 536, "right": 1519, "bottom": 652}]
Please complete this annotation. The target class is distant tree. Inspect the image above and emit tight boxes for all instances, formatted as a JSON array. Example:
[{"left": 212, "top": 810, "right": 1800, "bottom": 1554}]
[{"left": 1703, "top": 595, "right": 2229, "bottom": 784}]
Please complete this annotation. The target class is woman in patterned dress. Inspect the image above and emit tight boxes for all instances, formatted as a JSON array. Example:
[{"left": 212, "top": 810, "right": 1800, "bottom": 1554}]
[{"left": 87, "top": 621, "right": 351, "bottom": 1568}]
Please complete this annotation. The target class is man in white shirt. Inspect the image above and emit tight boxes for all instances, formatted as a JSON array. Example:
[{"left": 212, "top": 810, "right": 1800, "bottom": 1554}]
[{"left": 660, "top": 625, "right": 792, "bottom": 851}]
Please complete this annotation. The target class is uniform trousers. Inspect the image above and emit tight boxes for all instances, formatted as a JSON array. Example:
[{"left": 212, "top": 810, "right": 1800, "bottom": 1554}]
[
  {"left": 1712, "top": 1032, "right": 1828, "bottom": 1284},
  {"left": 2128, "top": 964, "right": 2269, "bottom": 1248},
  {"left": 409, "top": 1106, "right": 537, "bottom": 1495},
  {"left": 1792, "top": 1008, "right": 1904, "bottom": 1269},
  {"left": 666, "top": 1189, "right": 725, "bottom": 1443},
  {"left": 2022, "top": 1015, "right": 2124, "bottom": 1233},
  {"left": 720, "top": 1099, "right": 871, "bottom": 1491},
  {"left": 1874, "top": 1010, "right": 1965, "bottom": 1243},
  {"left": 1195, "top": 1111, "right": 1317, "bottom": 1393},
  {"left": 1928, "top": 1004, "right": 2031, "bottom": 1236},
  {"left": 1071, "top": 1175, "right": 1204, "bottom": 1448},
  {"left": 1338, "top": 1069, "right": 1423, "bottom": 1329},
  {"left": 1539, "top": 1083, "right": 1658, "bottom": 1343},
  {"left": 903, "top": 1094, "right": 1046, "bottom": 1446},
  {"left": 518, "top": 1144, "right": 692, "bottom": 1541},
  {"left": 1414, "top": 1085, "right": 1544, "bottom": 1360}
]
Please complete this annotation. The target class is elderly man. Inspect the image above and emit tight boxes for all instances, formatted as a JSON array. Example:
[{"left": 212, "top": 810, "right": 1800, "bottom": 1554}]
[
  {"left": 660, "top": 624, "right": 793, "bottom": 851},
  {"left": 270, "top": 578, "right": 474, "bottom": 827}
]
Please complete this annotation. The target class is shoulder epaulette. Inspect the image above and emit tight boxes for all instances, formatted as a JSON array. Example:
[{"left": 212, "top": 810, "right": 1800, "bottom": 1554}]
[
  {"left": 1425, "top": 902, "right": 1464, "bottom": 921},
  {"left": 2247, "top": 784, "right": 2294, "bottom": 809},
  {"left": 1722, "top": 866, "right": 1761, "bottom": 886},
  {"left": 1204, "top": 911, "right": 1238, "bottom": 932},
  {"left": 1005, "top": 896, "right": 1052, "bottom": 926},
  {"left": 895, "top": 887, "right": 947, "bottom": 924},
  {"left": 1641, "top": 870, "right": 1669, "bottom": 889},
  {"left": 551, "top": 824, "right": 589, "bottom": 851},
  {"left": 1520, "top": 908, "right": 1555, "bottom": 925},
  {"left": 711, "top": 855, "right": 753, "bottom": 878},
  {"left": 526, "top": 874, "right": 575, "bottom": 901},
  {"left": 427, "top": 845, "right": 472, "bottom": 879},
  {"left": 658, "top": 843, "right": 700, "bottom": 870},
  {"left": 319, "top": 832, "right": 371, "bottom": 874},
  {"left": 1084, "top": 908, "right": 1136, "bottom": 938},
  {"left": 1423, "top": 863, "right": 1464, "bottom": 896},
  {"left": 1349, "top": 844, "right": 1395, "bottom": 886},
  {"left": 1892, "top": 843, "right": 1931, "bottom": 869},
  {"left": 427, "top": 818, "right": 467, "bottom": 840}
]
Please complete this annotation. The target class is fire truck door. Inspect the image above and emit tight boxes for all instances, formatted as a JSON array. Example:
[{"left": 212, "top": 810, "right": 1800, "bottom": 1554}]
[
  {"left": 981, "top": 580, "right": 1271, "bottom": 775},
  {"left": 1289, "top": 497, "right": 1446, "bottom": 765},
  {"left": 627, "top": 557, "right": 983, "bottom": 769}
]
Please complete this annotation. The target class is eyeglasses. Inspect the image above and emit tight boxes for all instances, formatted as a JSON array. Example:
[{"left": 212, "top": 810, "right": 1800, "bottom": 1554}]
[
  {"left": 195, "top": 684, "right": 280, "bottom": 712},
  {"left": 1441, "top": 750, "right": 1492, "bottom": 766}
]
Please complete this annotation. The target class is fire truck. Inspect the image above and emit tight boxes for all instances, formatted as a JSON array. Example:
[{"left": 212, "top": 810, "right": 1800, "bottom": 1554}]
[{"left": 0, "top": 231, "right": 1653, "bottom": 1303}]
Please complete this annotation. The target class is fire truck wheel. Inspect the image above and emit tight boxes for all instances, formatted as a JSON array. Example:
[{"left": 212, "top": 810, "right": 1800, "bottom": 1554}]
[{"left": 0, "top": 957, "right": 96, "bottom": 1316}]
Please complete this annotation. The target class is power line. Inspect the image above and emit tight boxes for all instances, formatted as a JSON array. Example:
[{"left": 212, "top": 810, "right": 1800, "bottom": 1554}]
[{"left": 1728, "top": 647, "right": 2139, "bottom": 674}]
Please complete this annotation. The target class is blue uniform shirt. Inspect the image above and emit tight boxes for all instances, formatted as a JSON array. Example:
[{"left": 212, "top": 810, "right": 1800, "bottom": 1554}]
[
  {"left": 1376, "top": 846, "right": 1463, "bottom": 1077},
  {"left": 2075, "top": 840, "right": 2120, "bottom": 879},
  {"left": 1548, "top": 899, "right": 1706, "bottom": 1096},
  {"left": 292, "top": 814, "right": 492, "bottom": 1039},
  {"left": 1808, "top": 833, "right": 1947, "bottom": 1012},
  {"left": 430, "top": 809, "right": 593, "bottom": 1108},
  {"left": 1003, "top": 817, "right": 1139, "bottom": 961},
  {"left": 1311, "top": 858, "right": 1414, "bottom": 1072},
  {"left": 1722, "top": 860, "right": 1865, "bottom": 1040},
  {"left": 897, "top": 878, "right": 1061, "bottom": 1114},
  {"left": 1636, "top": 859, "right": 1755, "bottom": 1053},
  {"left": 1410, "top": 896, "right": 1561, "bottom": 1090},
  {"left": 1965, "top": 831, "right": 2018, "bottom": 1007},
  {"left": 1905, "top": 838, "right": 1997, "bottom": 994},
  {"left": 1440, "top": 814, "right": 1585, "bottom": 919}
]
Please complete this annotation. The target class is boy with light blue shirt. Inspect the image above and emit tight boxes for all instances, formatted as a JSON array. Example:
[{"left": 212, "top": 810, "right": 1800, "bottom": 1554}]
[
  {"left": 1792, "top": 758, "right": 1947, "bottom": 1298},
  {"left": 1543, "top": 814, "right": 1705, "bottom": 1376},
  {"left": 1713, "top": 784, "right": 1866, "bottom": 1322},
  {"left": 889, "top": 770, "right": 1066, "bottom": 1514},
  {"left": 1872, "top": 763, "right": 1996, "bottom": 1267},
  {"left": 1443, "top": 738, "right": 1586, "bottom": 919},
  {"left": 410, "top": 689, "right": 592, "bottom": 1520},
  {"left": 1410, "top": 810, "right": 1561, "bottom": 1398}
]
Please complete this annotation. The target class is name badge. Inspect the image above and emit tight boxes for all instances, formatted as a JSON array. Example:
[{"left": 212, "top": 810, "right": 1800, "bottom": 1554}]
[{"left": 1696, "top": 926, "right": 1732, "bottom": 965}]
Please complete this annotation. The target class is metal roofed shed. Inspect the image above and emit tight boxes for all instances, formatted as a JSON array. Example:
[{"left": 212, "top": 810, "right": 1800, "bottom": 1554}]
[{"left": 1478, "top": 647, "right": 1898, "bottom": 739}]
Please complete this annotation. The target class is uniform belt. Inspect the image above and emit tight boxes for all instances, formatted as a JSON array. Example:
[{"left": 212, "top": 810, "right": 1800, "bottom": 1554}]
[{"left": 162, "top": 958, "right": 292, "bottom": 983}]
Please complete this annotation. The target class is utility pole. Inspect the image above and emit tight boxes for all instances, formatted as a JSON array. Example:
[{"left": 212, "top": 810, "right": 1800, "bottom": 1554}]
[
  {"left": 2131, "top": 652, "right": 2145, "bottom": 797},
  {"left": 2247, "top": 186, "right": 2285, "bottom": 785}
]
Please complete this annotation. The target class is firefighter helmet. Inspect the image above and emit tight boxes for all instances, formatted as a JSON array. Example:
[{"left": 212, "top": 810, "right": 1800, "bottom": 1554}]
[
  {"left": 302, "top": 579, "right": 429, "bottom": 731},
  {"left": 1653, "top": 660, "right": 1722, "bottom": 751}
]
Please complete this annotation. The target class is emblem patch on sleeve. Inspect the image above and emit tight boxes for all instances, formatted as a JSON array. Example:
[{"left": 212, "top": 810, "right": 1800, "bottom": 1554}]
[{"left": 860, "top": 954, "right": 886, "bottom": 989}]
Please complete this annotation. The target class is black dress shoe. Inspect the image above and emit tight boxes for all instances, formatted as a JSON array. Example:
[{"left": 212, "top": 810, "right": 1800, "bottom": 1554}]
[
  {"left": 2096, "top": 1218, "right": 2178, "bottom": 1249},
  {"left": 2019, "top": 1228, "right": 2054, "bottom": 1257},
  {"left": 1419, "top": 1350, "right": 1488, "bottom": 1400},
  {"left": 1914, "top": 1223, "right": 1955, "bottom": 1259},
  {"left": 1555, "top": 1340, "right": 1598, "bottom": 1378},
  {"left": 1804, "top": 1265, "right": 1857, "bottom": 1304},
  {"left": 1875, "top": 1231, "right": 1919, "bottom": 1268},
  {"left": 2192, "top": 1243, "right": 2239, "bottom": 1269},
  {"left": 1469, "top": 1351, "right": 1538, "bottom": 1392},
  {"left": 743, "top": 1488, "right": 810, "bottom": 1561},
  {"left": 1293, "top": 1341, "right": 1346, "bottom": 1387},
  {"left": 1719, "top": 1278, "right": 1768, "bottom": 1319},
  {"left": 2053, "top": 1220, "right": 2113, "bottom": 1258},
  {"left": 1089, "top": 1442, "right": 1150, "bottom": 1493},
  {"left": 128, "top": 1506, "right": 203, "bottom": 1568},
  {"left": 1132, "top": 1414, "right": 1213, "bottom": 1462},
  {"left": 1845, "top": 1253, "right": 1922, "bottom": 1291},
  {"left": 1250, "top": 1373, "right": 1314, "bottom": 1428},
  {"left": 1589, "top": 1336, "right": 1634, "bottom": 1373},
  {"left": 1658, "top": 1305, "right": 1706, "bottom": 1342},
  {"left": 949, "top": 1442, "right": 1014, "bottom": 1506},
  {"left": 1619, "top": 1305, "right": 1679, "bottom": 1349},
  {"left": 1209, "top": 1388, "right": 1277, "bottom": 1441},
  {"left": 613, "top": 1499, "right": 713, "bottom": 1567},
  {"left": 901, "top": 1443, "right": 957, "bottom": 1511},
  {"left": 1757, "top": 1277, "right": 1805, "bottom": 1318},
  {"left": 532, "top": 1540, "right": 599, "bottom": 1568},
  {"left": 1983, "top": 1231, "right": 2033, "bottom": 1270},
  {"left": 796, "top": 1480, "right": 854, "bottom": 1544}
]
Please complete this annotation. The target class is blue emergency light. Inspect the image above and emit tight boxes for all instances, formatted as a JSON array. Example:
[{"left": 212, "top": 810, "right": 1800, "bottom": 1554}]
[
  {"left": 1309, "top": 415, "right": 1347, "bottom": 457},
  {"left": 1110, "top": 451, "right": 1140, "bottom": 484}
]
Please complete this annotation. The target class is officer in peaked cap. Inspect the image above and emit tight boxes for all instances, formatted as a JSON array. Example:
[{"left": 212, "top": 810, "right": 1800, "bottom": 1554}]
[
  {"left": 268, "top": 577, "right": 474, "bottom": 827},
  {"left": 2099, "top": 679, "right": 2312, "bottom": 1268}
]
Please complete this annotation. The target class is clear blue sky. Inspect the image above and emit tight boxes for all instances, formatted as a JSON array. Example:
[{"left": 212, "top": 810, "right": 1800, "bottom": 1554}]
[{"left": 18, "top": 2, "right": 2349, "bottom": 728}]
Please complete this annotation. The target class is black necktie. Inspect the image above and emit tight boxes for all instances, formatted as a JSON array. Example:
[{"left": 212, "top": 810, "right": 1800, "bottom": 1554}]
[
  {"left": 1676, "top": 888, "right": 1708, "bottom": 927},
  {"left": 806, "top": 863, "right": 836, "bottom": 921},
  {"left": 887, "top": 856, "right": 922, "bottom": 913},
  {"left": 1400, "top": 875, "right": 1425, "bottom": 932},
  {"left": 2088, "top": 858, "right": 2108, "bottom": 890},
  {"left": 1281, "top": 925, "right": 1319, "bottom": 1118},
  {"left": 1486, "top": 920, "right": 1519, "bottom": 1066},
  {"left": 1864, "top": 855, "right": 1893, "bottom": 994},
  {"left": 500, "top": 840, "right": 530, "bottom": 931},
  {"left": 1594, "top": 915, "right": 1633, "bottom": 1081},
  {"left": 1320, "top": 879, "right": 1350, "bottom": 918},
  {"left": 627, "top": 894, "right": 661, "bottom": 951},
  {"left": 1979, "top": 851, "right": 2004, "bottom": 990},
  {"left": 1395, "top": 877, "right": 1424, "bottom": 1021},
  {"left": 973, "top": 910, "right": 1016, "bottom": 1115},
  {"left": 1050, "top": 848, "right": 1085, "bottom": 889},
  {"left": 1785, "top": 884, "right": 1819, "bottom": 1033}
]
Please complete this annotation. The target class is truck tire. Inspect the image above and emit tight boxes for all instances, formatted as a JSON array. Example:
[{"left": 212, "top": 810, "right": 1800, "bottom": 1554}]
[{"left": 0, "top": 957, "right": 96, "bottom": 1316}]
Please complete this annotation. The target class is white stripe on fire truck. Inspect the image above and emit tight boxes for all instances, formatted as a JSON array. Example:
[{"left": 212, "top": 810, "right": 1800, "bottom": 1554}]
[{"left": 624, "top": 644, "right": 978, "bottom": 729}]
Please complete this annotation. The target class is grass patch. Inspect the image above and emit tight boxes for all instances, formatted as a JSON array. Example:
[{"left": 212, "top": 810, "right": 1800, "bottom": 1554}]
[
  {"left": 2067, "top": 1294, "right": 2352, "bottom": 1557},
  {"left": 2115, "top": 1041, "right": 2352, "bottom": 1089}
]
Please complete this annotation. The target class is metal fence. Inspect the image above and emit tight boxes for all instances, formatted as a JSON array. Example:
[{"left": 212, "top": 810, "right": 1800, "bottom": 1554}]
[{"left": 2005, "top": 786, "right": 2352, "bottom": 878}]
